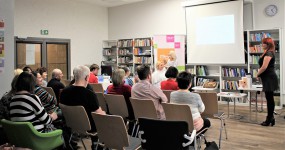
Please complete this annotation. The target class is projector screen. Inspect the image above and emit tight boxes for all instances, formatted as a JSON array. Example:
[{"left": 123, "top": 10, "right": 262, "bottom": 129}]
[{"left": 186, "top": 0, "right": 244, "bottom": 64}]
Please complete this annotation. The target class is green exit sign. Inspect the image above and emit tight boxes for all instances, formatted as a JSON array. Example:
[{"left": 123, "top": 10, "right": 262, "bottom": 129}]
[{"left": 40, "top": 30, "right": 49, "bottom": 35}]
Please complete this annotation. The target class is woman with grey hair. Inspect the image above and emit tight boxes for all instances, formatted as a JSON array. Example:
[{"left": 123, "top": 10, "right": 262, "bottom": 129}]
[{"left": 107, "top": 69, "right": 134, "bottom": 120}]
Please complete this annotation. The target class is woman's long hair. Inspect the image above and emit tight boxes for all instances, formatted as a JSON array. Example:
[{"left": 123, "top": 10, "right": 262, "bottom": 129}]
[{"left": 261, "top": 37, "right": 275, "bottom": 57}]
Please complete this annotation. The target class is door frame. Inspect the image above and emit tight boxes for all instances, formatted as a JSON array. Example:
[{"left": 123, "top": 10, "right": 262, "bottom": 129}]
[{"left": 14, "top": 36, "right": 71, "bottom": 79}]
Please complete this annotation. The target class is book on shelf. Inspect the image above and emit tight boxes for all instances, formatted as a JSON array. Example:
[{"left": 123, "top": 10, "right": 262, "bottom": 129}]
[
  {"left": 134, "top": 56, "right": 152, "bottom": 64},
  {"left": 118, "top": 49, "right": 132, "bottom": 55},
  {"left": 118, "top": 40, "right": 133, "bottom": 47},
  {"left": 134, "top": 39, "right": 151, "bottom": 47},
  {"left": 250, "top": 32, "right": 271, "bottom": 42},
  {"left": 250, "top": 55, "right": 260, "bottom": 64},
  {"left": 221, "top": 80, "right": 239, "bottom": 90},
  {"left": 222, "top": 67, "right": 247, "bottom": 77},
  {"left": 196, "top": 66, "right": 208, "bottom": 76}
]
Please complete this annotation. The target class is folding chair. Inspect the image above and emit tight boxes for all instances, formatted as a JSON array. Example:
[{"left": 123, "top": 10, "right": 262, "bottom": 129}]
[
  {"left": 59, "top": 103, "right": 97, "bottom": 150},
  {"left": 90, "top": 83, "right": 104, "bottom": 93},
  {"left": 162, "top": 103, "right": 208, "bottom": 150},
  {"left": 95, "top": 92, "right": 108, "bottom": 113},
  {"left": 162, "top": 90, "right": 174, "bottom": 103},
  {"left": 91, "top": 113, "right": 141, "bottom": 150},
  {"left": 198, "top": 92, "right": 227, "bottom": 149},
  {"left": 138, "top": 117, "right": 196, "bottom": 150},
  {"left": 42, "top": 86, "right": 56, "bottom": 99}
]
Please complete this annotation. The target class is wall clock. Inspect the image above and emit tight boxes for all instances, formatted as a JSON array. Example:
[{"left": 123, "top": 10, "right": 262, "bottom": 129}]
[{"left": 265, "top": 5, "right": 278, "bottom": 17}]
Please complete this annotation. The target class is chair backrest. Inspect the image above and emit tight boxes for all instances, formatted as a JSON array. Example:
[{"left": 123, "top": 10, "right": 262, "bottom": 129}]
[
  {"left": 105, "top": 94, "right": 128, "bottom": 118},
  {"left": 95, "top": 92, "right": 108, "bottom": 113},
  {"left": 1, "top": 119, "right": 63, "bottom": 149},
  {"left": 42, "top": 86, "right": 56, "bottom": 99},
  {"left": 91, "top": 113, "right": 129, "bottom": 150},
  {"left": 130, "top": 97, "right": 158, "bottom": 120},
  {"left": 198, "top": 92, "right": 219, "bottom": 118},
  {"left": 138, "top": 117, "right": 190, "bottom": 150},
  {"left": 59, "top": 103, "right": 91, "bottom": 134},
  {"left": 162, "top": 90, "right": 174, "bottom": 103},
  {"left": 90, "top": 83, "right": 104, "bottom": 93},
  {"left": 62, "top": 79, "right": 71, "bottom": 87},
  {"left": 162, "top": 103, "right": 194, "bottom": 132}
]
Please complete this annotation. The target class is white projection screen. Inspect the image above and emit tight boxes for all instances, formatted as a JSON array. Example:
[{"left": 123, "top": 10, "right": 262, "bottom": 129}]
[{"left": 186, "top": 0, "right": 244, "bottom": 64}]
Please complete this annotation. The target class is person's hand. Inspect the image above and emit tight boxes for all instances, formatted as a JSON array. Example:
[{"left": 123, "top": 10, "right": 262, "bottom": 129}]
[
  {"left": 0, "top": 143, "right": 15, "bottom": 150},
  {"left": 49, "top": 112, "right": 58, "bottom": 121},
  {"left": 256, "top": 76, "right": 260, "bottom": 81}
]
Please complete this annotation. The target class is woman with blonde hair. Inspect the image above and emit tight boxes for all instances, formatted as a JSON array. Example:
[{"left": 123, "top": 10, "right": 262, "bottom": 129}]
[
  {"left": 14, "top": 68, "right": 23, "bottom": 76},
  {"left": 152, "top": 61, "right": 167, "bottom": 88},
  {"left": 166, "top": 51, "right": 178, "bottom": 68}
]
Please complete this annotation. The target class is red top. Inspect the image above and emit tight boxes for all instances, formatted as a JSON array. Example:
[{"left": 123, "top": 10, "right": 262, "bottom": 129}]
[
  {"left": 161, "top": 78, "right": 179, "bottom": 90},
  {"left": 107, "top": 84, "right": 134, "bottom": 119},
  {"left": 89, "top": 72, "right": 98, "bottom": 83}
]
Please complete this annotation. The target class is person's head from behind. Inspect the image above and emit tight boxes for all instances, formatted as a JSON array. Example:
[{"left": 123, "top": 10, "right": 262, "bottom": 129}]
[
  {"left": 176, "top": 71, "right": 192, "bottom": 90},
  {"left": 23, "top": 66, "right": 32, "bottom": 73},
  {"left": 37, "top": 67, "right": 48, "bottom": 79},
  {"left": 112, "top": 69, "right": 125, "bottom": 87},
  {"left": 73, "top": 65, "right": 90, "bottom": 87},
  {"left": 31, "top": 71, "right": 43, "bottom": 86},
  {"left": 168, "top": 51, "right": 177, "bottom": 61},
  {"left": 136, "top": 65, "right": 151, "bottom": 81},
  {"left": 14, "top": 68, "right": 23, "bottom": 76},
  {"left": 90, "top": 64, "right": 100, "bottom": 76},
  {"left": 262, "top": 37, "right": 275, "bottom": 52},
  {"left": 51, "top": 68, "right": 63, "bottom": 81},
  {"left": 165, "top": 66, "right": 178, "bottom": 79},
  {"left": 156, "top": 61, "right": 165, "bottom": 71},
  {"left": 15, "top": 72, "right": 36, "bottom": 93},
  {"left": 122, "top": 67, "right": 130, "bottom": 77},
  {"left": 10, "top": 75, "right": 20, "bottom": 94}
]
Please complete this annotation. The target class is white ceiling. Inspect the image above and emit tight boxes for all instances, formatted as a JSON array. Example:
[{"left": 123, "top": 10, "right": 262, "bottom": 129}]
[{"left": 70, "top": 0, "right": 145, "bottom": 7}]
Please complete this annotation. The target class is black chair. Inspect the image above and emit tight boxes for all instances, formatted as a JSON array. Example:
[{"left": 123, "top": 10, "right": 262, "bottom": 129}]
[{"left": 138, "top": 117, "right": 196, "bottom": 150}]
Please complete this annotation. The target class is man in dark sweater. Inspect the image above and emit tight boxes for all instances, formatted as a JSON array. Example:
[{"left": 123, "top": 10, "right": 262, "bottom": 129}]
[
  {"left": 47, "top": 69, "right": 65, "bottom": 101},
  {"left": 60, "top": 65, "right": 105, "bottom": 149}
]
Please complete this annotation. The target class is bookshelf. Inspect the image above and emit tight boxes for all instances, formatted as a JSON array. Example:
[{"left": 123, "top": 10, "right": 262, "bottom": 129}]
[
  {"left": 102, "top": 40, "right": 117, "bottom": 69},
  {"left": 117, "top": 39, "right": 134, "bottom": 73},
  {"left": 133, "top": 37, "right": 153, "bottom": 70}
]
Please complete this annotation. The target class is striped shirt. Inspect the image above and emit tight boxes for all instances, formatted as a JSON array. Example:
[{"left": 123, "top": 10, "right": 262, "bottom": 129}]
[
  {"left": 34, "top": 85, "right": 57, "bottom": 114},
  {"left": 9, "top": 93, "right": 52, "bottom": 132}
]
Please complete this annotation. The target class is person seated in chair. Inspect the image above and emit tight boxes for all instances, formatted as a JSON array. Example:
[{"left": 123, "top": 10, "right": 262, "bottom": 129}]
[
  {"left": 60, "top": 65, "right": 106, "bottom": 149},
  {"left": 132, "top": 65, "right": 167, "bottom": 120},
  {"left": 161, "top": 66, "right": 179, "bottom": 90},
  {"left": 47, "top": 69, "right": 65, "bottom": 101},
  {"left": 170, "top": 71, "right": 211, "bottom": 134}
]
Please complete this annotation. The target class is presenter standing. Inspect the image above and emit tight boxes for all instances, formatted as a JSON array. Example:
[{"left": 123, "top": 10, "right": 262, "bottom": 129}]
[{"left": 256, "top": 37, "right": 278, "bottom": 126}]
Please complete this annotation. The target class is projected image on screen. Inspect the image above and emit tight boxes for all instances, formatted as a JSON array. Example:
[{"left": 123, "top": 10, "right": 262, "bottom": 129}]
[{"left": 196, "top": 15, "right": 235, "bottom": 45}]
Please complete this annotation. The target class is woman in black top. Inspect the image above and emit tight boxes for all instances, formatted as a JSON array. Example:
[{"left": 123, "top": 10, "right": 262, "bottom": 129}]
[{"left": 256, "top": 37, "right": 279, "bottom": 126}]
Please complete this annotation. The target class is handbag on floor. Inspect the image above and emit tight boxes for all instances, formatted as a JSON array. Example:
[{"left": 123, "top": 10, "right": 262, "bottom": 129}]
[{"left": 204, "top": 137, "right": 219, "bottom": 150}]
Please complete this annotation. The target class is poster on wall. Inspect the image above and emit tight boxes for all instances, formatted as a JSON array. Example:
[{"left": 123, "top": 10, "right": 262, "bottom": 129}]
[
  {"left": 0, "top": 19, "right": 4, "bottom": 74},
  {"left": 153, "top": 35, "right": 185, "bottom": 71}
]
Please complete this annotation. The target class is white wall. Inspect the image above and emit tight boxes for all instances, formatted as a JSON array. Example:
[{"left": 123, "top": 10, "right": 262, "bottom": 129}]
[
  {"left": 108, "top": 0, "right": 186, "bottom": 39},
  {"left": 15, "top": 0, "right": 108, "bottom": 73},
  {"left": 0, "top": 0, "right": 14, "bottom": 96}
]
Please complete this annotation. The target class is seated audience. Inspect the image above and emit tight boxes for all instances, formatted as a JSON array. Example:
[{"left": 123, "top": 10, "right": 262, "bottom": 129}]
[
  {"left": 60, "top": 65, "right": 105, "bottom": 149},
  {"left": 122, "top": 67, "right": 133, "bottom": 87},
  {"left": 9, "top": 72, "right": 56, "bottom": 132},
  {"left": 22, "top": 66, "right": 32, "bottom": 73},
  {"left": 132, "top": 65, "right": 167, "bottom": 119},
  {"left": 69, "top": 79, "right": 94, "bottom": 92},
  {"left": 170, "top": 71, "right": 210, "bottom": 134},
  {"left": 32, "top": 71, "right": 58, "bottom": 115},
  {"left": 161, "top": 66, "right": 179, "bottom": 90},
  {"left": 89, "top": 64, "right": 100, "bottom": 84},
  {"left": 37, "top": 67, "right": 48, "bottom": 87},
  {"left": 107, "top": 69, "right": 134, "bottom": 119},
  {"left": 47, "top": 69, "right": 65, "bottom": 101},
  {"left": 152, "top": 61, "right": 167, "bottom": 88}
]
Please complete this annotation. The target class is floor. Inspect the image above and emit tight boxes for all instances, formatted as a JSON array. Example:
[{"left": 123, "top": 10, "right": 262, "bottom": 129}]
[{"left": 77, "top": 104, "right": 285, "bottom": 150}]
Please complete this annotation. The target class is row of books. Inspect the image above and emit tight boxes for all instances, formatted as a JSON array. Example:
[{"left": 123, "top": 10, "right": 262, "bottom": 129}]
[
  {"left": 118, "top": 49, "right": 132, "bottom": 55},
  {"left": 103, "top": 49, "right": 115, "bottom": 56},
  {"left": 118, "top": 57, "right": 132, "bottom": 63},
  {"left": 222, "top": 68, "right": 247, "bottom": 77},
  {"left": 221, "top": 80, "right": 239, "bottom": 90},
  {"left": 133, "top": 48, "right": 151, "bottom": 55},
  {"left": 249, "top": 45, "right": 263, "bottom": 53},
  {"left": 250, "top": 55, "right": 260, "bottom": 64},
  {"left": 250, "top": 32, "right": 271, "bottom": 42},
  {"left": 118, "top": 40, "right": 133, "bottom": 47},
  {"left": 134, "top": 39, "right": 152, "bottom": 47},
  {"left": 196, "top": 66, "right": 208, "bottom": 76},
  {"left": 134, "top": 57, "right": 152, "bottom": 64},
  {"left": 251, "top": 69, "right": 258, "bottom": 78}
]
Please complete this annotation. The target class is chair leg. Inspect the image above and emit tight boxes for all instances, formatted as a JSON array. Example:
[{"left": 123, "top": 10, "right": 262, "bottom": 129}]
[
  {"left": 135, "top": 124, "right": 140, "bottom": 137},
  {"left": 81, "top": 137, "right": 87, "bottom": 150},
  {"left": 69, "top": 132, "right": 74, "bottom": 150},
  {"left": 223, "top": 119, "right": 228, "bottom": 140},
  {"left": 131, "top": 121, "right": 137, "bottom": 137},
  {"left": 219, "top": 120, "right": 223, "bottom": 149}
]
